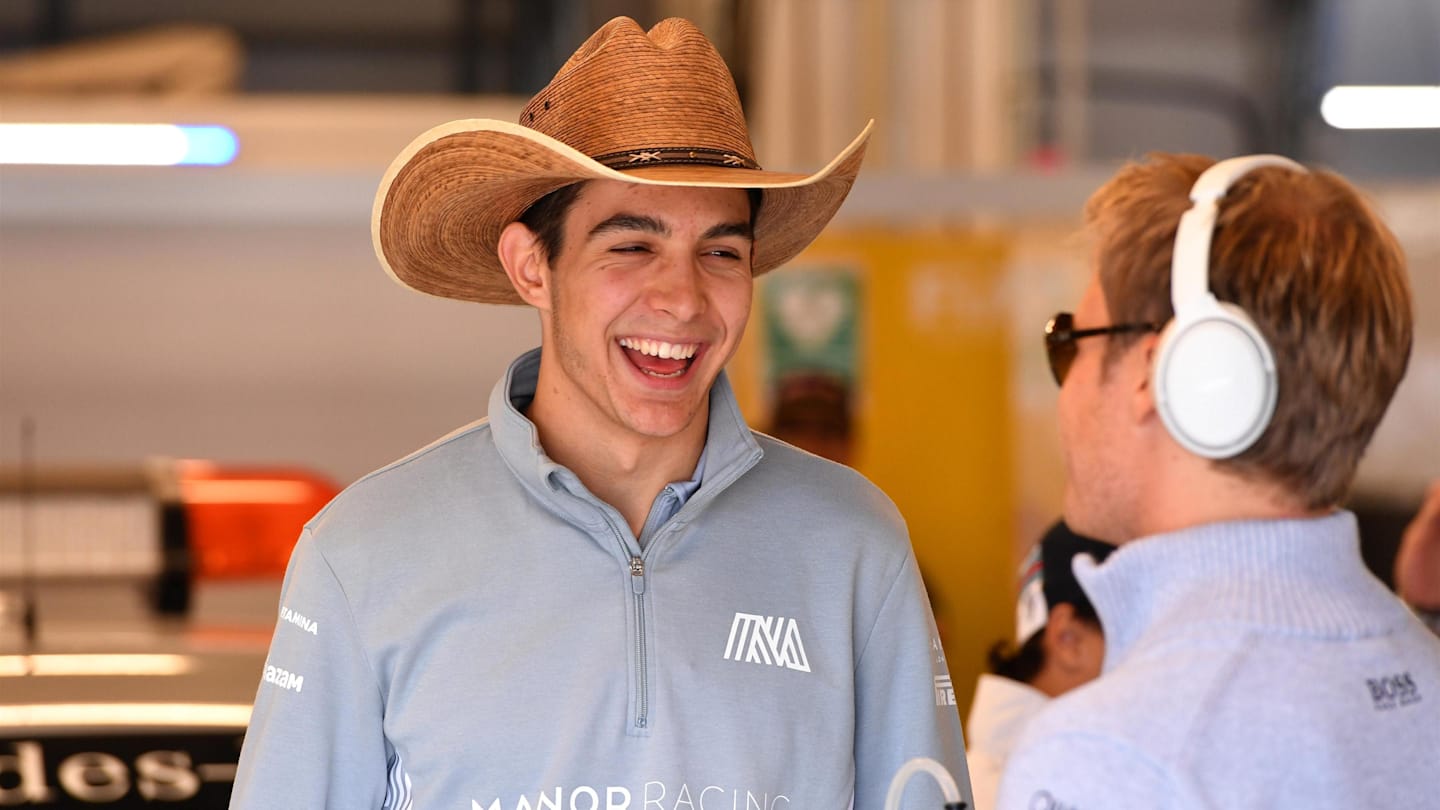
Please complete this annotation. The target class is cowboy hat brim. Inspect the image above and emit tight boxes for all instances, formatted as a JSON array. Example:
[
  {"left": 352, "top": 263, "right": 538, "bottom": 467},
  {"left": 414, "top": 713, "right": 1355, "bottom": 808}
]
[{"left": 372, "top": 118, "right": 873, "bottom": 305}]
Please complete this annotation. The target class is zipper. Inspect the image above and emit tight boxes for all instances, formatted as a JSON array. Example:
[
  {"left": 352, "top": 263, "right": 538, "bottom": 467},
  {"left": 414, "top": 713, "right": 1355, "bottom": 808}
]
[
  {"left": 576, "top": 446, "right": 758, "bottom": 733},
  {"left": 604, "top": 517, "right": 649, "bottom": 731},
  {"left": 629, "top": 555, "right": 648, "bottom": 730}
]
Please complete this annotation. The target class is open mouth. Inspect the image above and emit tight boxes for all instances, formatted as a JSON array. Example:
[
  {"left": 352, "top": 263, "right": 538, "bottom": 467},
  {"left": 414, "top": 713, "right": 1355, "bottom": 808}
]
[{"left": 618, "top": 337, "right": 700, "bottom": 379}]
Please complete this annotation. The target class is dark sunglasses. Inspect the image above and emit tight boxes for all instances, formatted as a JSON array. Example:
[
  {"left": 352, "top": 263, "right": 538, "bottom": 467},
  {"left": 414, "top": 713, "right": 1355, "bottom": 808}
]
[{"left": 1044, "top": 312, "right": 1159, "bottom": 386}]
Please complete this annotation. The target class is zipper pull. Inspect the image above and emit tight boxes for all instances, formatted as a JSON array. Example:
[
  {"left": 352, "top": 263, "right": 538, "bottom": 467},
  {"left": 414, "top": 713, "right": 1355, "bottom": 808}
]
[{"left": 629, "top": 556, "right": 646, "bottom": 594}]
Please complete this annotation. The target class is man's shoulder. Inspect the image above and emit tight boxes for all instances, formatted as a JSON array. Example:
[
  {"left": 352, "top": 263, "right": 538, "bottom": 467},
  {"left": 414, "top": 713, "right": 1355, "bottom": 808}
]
[
  {"left": 743, "top": 432, "right": 905, "bottom": 527},
  {"left": 1022, "top": 637, "right": 1232, "bottom": 755},
  {"left": 307, "top": 418, "right": 501, "bottom": 538},
  {"left": 997, "top": 660, "right": 1194, "bottom": 808},
  {"left": 997, "top": 719, "right": 1176, "bottom": 809},
  {"left": 748, "top": 431, "right": 889, "bottom": 492}
]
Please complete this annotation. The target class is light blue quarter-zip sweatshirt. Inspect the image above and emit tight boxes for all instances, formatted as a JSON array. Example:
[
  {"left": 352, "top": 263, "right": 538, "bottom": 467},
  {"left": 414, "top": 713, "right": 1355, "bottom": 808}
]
[{"left": 232, "top": 349, "right": 971, "bottom": 810}]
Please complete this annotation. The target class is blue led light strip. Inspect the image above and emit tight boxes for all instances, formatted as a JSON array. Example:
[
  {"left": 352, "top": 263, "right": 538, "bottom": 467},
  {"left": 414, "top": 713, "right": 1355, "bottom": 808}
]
[{"left": 0, "top": 123, "right": 239, "bottom": 166}]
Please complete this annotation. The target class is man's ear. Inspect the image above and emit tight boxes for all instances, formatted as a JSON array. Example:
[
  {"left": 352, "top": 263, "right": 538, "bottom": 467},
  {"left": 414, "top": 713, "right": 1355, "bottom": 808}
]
[
  {"left": 1132, "top": 332, "right": 1161, "bottom": 424},
  {"left": 497, "top": 221, "right": 552, "bottom": 311}
]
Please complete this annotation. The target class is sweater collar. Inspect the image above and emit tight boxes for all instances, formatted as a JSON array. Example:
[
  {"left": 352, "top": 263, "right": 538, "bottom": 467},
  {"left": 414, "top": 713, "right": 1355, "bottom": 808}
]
[
  {"left": 1075, "top": 511, "right": 1407, "bottom": 673},
  {"left": 488, "top": 348, "right": 761, "bottom": 531}
]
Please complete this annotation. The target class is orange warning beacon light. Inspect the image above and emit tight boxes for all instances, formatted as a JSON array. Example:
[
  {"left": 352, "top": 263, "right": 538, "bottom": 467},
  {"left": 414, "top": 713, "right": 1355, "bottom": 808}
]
[{"left": 175, "top": 460, "right": 340, "bottom": 580}]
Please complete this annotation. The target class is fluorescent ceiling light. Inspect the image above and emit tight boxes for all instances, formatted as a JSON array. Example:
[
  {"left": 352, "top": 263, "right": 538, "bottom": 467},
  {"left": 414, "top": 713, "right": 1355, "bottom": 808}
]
[
  {"left": 0, "top": 123, "right": 238, "bottom": 165},
  {"left": 0, "top": 653, "right": 196, "bottom": 677},
  {"left": 0, "top": 703, "right": 251, "bottom": 728},
  {"left": 1320, "top": 86, "right": 1440, "bottom": 130}
]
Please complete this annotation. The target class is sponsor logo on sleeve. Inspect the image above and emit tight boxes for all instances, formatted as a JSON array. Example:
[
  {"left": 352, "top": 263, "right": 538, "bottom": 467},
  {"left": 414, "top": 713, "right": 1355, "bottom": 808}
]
[
  {"left": 262, "top": 663, "right": 305, "bottom": 694},
  {"left": 933, "top": 675, "right": 956, "bottom": 707},
  {"left": 279, "top": 605, "right": 319, "bottom": 636},
  {"left": 722, "top": 613, "right": 810, "bottom": 673},
  {"left": 932, "top": 636, "right": 956, "bottom": 705},
  {"left": 1367, "top": 671, "right": 1421, "bottom": 710}
]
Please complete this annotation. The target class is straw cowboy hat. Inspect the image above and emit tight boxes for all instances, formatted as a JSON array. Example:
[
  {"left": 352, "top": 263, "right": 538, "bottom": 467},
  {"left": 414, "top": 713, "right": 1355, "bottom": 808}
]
[{"left": 372, "top": 16, "right": 873, "bottom": 305}]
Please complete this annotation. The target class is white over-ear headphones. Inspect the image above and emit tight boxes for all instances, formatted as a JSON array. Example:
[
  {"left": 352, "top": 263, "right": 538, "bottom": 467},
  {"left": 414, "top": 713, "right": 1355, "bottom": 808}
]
[{"left": 1152, "top": 154, "right": 1306, "bottom": 459}]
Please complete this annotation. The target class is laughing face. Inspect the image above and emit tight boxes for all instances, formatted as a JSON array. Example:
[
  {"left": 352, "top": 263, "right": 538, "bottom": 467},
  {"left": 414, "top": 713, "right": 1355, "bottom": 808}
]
[{"left": 512, "top": 180, "right": 755, "bottom": 451}]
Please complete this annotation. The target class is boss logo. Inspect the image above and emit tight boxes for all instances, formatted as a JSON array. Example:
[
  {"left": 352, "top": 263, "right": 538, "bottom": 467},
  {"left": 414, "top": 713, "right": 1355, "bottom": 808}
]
[{"left": 1366, "top": 671, "right": 1422, "bottom": 710}]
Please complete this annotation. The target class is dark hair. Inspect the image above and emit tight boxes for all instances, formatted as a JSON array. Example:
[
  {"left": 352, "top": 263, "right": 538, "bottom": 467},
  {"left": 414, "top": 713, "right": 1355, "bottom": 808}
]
[
  {"left": 517, "top": 182, "right": 586, "bottom": 264},
  {"left": 1068, "top": 599, "right": 1100, "bottom": 624},
  {"left": 987, "top": 633, "right": 1046, "bottom": 684},
  {"left": 517, "top": 182, "right": 765, "bottom": 263}
]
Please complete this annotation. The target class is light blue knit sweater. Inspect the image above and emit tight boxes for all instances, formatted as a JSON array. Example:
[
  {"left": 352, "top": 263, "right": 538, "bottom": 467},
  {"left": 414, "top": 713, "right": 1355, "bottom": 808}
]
[{"left": 997, "top": 511, "right": 1440, "bottom": 809}]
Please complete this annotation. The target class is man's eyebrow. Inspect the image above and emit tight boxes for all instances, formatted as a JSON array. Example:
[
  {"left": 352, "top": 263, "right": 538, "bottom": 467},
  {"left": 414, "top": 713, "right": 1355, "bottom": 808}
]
[
  {"left": 588, "top": 214, "right": 668, "bottom": 239},
  {"left": 703, "top": 221, "right": 754, "bottom": 241}
]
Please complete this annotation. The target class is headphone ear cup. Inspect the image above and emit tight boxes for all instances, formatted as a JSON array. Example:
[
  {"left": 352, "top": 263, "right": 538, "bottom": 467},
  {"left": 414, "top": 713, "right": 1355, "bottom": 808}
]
[{"left": 1152, "top": 299, "right": 1277, "bottom": 459}]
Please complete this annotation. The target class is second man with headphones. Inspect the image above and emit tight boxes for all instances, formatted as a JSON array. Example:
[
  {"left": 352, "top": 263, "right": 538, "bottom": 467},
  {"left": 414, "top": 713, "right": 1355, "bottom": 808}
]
[{"left": 1001, "top": 153, "right": 1440, "bottom": 808}]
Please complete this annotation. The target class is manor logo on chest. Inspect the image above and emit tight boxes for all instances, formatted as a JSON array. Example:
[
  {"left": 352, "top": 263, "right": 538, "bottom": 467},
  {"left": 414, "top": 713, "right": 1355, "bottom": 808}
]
[{"left": 722, "top": 612, "right": 810, "bottom": 673}]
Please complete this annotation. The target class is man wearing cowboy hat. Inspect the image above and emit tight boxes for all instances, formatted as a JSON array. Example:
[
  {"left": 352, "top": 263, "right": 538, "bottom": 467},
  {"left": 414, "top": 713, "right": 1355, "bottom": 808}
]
[{"left": 233, "top": 17, "right": 970, "bottom": 810}]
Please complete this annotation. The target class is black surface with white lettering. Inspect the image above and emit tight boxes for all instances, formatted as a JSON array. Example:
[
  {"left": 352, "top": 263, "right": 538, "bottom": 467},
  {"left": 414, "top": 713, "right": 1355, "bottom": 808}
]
[{"left": 0, "top": 734, "right": 242, "bottom": 807}]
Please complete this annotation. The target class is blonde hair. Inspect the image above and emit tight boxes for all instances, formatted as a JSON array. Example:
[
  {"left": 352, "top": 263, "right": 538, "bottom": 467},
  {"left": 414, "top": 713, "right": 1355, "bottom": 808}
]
[{"left": 1085, "top": 153, "right": 1413, "bottom": 508}]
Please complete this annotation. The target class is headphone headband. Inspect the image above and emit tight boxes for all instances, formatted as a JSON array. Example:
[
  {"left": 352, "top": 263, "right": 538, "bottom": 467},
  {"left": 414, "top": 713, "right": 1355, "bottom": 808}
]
[
  {"left": 1170, "top": 154, "right": 1306, "bottom": 313},
  {"left": 1155, "top": 154, "right": 1307, "bottom": 459}
]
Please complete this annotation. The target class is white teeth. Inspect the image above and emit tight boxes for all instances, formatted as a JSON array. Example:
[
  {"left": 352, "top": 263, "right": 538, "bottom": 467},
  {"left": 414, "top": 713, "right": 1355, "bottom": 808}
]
[{"left": 619, "top": 338, "right": 698, "bottom": 360}]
